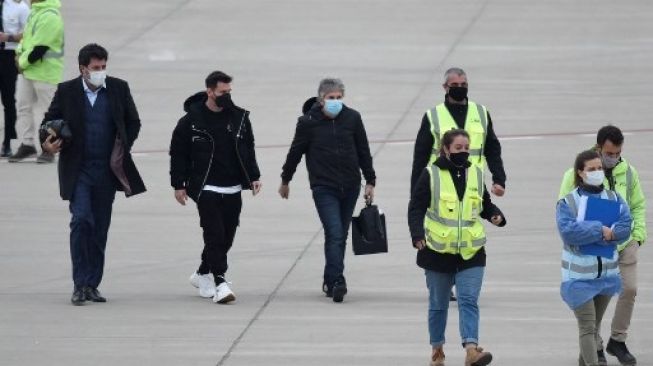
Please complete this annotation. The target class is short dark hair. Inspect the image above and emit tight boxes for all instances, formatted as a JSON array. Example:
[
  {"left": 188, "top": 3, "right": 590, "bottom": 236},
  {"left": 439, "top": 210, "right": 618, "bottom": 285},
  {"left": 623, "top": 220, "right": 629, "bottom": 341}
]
[
  {"left": 439, "top": 129, "right": 470, "bottom": 155},
  {"left": 573, "top": 150, "right": 601, "bottom": 187},
  {"left": 596, "top": 125, "right": 624, "bottom": 147},
  {"left": 78, "top": 43, "right": 108, "bottom": 66},
  {"left": 205, "top": 71, "right": 233, "bottom": 88}
]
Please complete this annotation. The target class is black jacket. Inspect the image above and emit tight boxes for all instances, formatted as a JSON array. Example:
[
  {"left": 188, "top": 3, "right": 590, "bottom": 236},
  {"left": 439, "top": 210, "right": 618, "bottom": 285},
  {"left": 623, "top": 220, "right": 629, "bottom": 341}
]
[
  {"left": 407, "top": 156, "right": 506, "bottom": 272},
  {"left": 281, "top": 100, "right": 376, "bottom": 189},
  {"left": 41, "top": 76, "right": 146, "bottom": 200},
  {"left": 410, "top": 99, "right": 506, "bottom": 192},
  {"left": 169, "top": 92, "right": 260, "bottom": 201}
]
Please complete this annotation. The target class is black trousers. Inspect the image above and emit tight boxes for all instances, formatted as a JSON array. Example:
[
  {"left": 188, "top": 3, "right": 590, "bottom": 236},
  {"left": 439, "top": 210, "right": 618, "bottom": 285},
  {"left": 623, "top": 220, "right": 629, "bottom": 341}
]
[
  {"left": 196, "top": 191, "right": 242, "bottom": 282},
  {"left": 0, "top": 50, "right": 18, "bottom": 145}
]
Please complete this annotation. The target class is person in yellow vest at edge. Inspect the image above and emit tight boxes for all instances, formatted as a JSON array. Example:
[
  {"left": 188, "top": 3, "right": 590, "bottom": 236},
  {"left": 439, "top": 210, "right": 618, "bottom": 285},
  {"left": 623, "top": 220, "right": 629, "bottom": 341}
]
[
  {"left": 8, "top": 0, "right": 63, "bottom": 164},
  {"left": 559, "top": 125, "right": 646, "bottom": 366},
  {"left": 556, "top": 149, "right": 632, "bottom": 366},
  {"left": 411, "top": 67, "right": 506, "bottom": 302},
  {"left": 408, "top": 129, "right": 506, "bottom": 366}
]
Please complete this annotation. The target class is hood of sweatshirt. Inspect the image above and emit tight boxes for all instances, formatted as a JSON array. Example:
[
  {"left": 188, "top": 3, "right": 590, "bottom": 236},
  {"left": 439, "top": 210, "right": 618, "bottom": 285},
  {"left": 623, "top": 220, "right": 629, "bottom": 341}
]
[{"left": 32, "top": 0, "right": 62, "bottom": 12}]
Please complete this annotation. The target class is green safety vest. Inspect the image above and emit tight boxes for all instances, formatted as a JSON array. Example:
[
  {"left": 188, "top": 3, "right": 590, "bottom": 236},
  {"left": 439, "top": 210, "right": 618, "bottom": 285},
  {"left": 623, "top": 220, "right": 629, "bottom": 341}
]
[
  {"left": 424, "top": 164, "right": 486, "bottom": 259},
  {"left": 16, "top": 0, "right": 64, "bottom": 85},
  {"left": 426, "top": 101, "right": 489, "bottom": 167}
]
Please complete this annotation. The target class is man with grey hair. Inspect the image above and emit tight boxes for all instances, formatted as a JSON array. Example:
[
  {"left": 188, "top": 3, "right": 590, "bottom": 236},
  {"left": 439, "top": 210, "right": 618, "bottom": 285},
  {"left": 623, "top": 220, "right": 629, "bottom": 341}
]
[
  {"left": 279, "top": 77, "right": 376, "bottom": 303},
  {"left": 411, "top": 68, "right": 506, "bottom": 195}
]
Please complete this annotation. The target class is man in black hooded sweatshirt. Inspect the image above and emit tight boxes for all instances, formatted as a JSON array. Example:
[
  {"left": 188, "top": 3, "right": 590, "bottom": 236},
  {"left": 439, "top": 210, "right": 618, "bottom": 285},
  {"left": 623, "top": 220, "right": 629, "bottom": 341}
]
[{"left": 169, "top": 70, "right": 261, "bottom": 304}]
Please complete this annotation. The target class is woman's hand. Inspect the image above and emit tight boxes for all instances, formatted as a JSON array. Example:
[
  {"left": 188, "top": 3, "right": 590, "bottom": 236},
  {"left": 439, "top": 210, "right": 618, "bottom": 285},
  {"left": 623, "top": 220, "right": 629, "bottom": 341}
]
[
  {"left": 602, "top": 226, "right": 614, "bottom": 241},
  {"left": 491, "top": 215, "right": 503, "bottom": 226},
  {"left": 414, "top": 239, "right": 426, "bottom": 250}
]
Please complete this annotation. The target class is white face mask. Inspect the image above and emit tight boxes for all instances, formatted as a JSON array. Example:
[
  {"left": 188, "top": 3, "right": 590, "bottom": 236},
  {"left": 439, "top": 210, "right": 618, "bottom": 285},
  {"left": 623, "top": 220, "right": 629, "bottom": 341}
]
[
  {"left": 87, "top": 70, "right": 106, "bottom": 87},
  {"left": 583, "top": 170, "right": 605, "bottom": 186}
]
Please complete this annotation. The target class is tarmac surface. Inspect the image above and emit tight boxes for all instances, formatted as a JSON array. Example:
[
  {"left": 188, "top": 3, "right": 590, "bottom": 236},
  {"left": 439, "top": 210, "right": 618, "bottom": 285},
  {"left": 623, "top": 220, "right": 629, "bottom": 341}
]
[{"left": 1, "top": 0, "right": 653, "bottom": 365}]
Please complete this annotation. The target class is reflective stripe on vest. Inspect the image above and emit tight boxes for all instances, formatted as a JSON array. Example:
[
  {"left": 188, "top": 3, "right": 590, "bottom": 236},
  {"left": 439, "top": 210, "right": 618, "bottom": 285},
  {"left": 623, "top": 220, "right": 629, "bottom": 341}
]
[
  {"left": 561, "top": 259, "right": 619, "bottom": 273},
  {"left": 426, "top": 101, "right": 488, "bottom": 162}
]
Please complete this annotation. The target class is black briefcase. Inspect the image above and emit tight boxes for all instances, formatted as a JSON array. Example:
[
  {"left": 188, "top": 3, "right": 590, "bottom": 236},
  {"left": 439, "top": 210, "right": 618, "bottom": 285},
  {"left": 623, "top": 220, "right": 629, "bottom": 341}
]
[{"left": 351, "top": 204, "right": 388, "bottom": 255}]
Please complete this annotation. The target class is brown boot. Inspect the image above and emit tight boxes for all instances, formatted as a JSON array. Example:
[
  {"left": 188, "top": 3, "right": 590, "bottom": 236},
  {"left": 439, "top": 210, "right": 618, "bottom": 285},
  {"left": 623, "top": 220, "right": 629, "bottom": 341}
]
[
  {"left": 430, "top": 346, "right": 445, "bottom": 366},
  {"left": 465, "top": 344, "right": 492, "bottom": 366}
]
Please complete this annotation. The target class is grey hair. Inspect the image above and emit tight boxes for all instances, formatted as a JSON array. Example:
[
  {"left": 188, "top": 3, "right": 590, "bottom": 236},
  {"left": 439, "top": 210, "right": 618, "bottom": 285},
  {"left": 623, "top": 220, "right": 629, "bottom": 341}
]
[
  {"left": 443, "top": 67, "right": 466, "bottom": 84},
  {"left": 317, "top": 78, "right": 345, "bottom": 101}
]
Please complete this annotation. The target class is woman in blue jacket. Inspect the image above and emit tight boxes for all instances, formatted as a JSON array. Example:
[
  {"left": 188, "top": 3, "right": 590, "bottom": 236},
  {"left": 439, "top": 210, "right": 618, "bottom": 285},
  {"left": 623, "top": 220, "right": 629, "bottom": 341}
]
[{"left": 556, "top": 150, "right": 632, "bottom": 366}]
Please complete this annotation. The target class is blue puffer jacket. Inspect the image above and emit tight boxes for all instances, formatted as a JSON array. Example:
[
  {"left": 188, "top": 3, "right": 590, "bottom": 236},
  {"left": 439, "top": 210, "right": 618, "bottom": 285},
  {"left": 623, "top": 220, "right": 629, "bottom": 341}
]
[{"left": 556, "top": 187, "right": 632, "bottom": 310}]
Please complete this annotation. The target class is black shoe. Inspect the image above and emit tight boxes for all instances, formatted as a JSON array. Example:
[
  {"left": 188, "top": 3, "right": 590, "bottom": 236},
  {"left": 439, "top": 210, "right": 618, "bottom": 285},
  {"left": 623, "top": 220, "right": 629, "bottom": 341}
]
[
  {"left": 450, "top": 290, "right": 457, "bottom": 301},
  {"left": 8, "top": 144, "right": 37, "bottom": 162},
  {"left": 332, "top": 279, "right": 347, "bottom": 303},
  {"left": 71, "top": 287, "right": 86, "bottom": 306},
  {"left": 83, "top": 287, "right": 107, "bottom": 302},
  {"left": 606, "top": 338, "right": 637, "bottom": 366},
  {"left": 323, "top": 282, "right": 333, "bottom": 298},
  {"left": 0, "top": 143, "right": 11, "bottom": 158}
]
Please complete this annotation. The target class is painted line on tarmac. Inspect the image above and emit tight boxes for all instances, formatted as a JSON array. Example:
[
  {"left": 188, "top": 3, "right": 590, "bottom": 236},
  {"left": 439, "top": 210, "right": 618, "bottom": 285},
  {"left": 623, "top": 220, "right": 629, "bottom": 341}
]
[
  {"left": 124, "top": 128, "right": 653, "bottom": 156},
  {"left": 2, "top": 128, "right": 652, "bottom": 162}
]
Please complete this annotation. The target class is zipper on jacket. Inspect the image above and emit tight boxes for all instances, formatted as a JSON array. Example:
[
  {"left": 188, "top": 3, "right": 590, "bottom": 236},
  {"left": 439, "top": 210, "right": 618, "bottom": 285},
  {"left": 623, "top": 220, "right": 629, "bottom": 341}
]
[
  {"left": 332, "top": 119, "right": 344, "bottom": 192},
  {"left": 234, "top": 111, "right": 253, "bottom": 189},
  {"left": 596, "top": 256, "right": 602, "bottom": 279},
  {"left": 191, "top": 126, "right": 215, "bottom": 200}
]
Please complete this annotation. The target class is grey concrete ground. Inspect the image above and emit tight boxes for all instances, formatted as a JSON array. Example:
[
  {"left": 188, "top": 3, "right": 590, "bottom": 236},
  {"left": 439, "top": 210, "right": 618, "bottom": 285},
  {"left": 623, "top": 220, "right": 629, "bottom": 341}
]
[{"left": 1, "top": 0, "right": 653, "bottom": 365}]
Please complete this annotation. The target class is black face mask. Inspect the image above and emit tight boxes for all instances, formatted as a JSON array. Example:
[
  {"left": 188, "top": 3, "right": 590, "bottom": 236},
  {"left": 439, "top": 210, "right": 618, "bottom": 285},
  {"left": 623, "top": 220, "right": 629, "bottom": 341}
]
[
  {"left": 449, "top": 151, "right": 469, "bottom": 166},
  {"left": 215, "top": 93, "right": 234, "bottom": 110},
  {"left": 447, "top": 86, "right": 468, "bottom": 102}
]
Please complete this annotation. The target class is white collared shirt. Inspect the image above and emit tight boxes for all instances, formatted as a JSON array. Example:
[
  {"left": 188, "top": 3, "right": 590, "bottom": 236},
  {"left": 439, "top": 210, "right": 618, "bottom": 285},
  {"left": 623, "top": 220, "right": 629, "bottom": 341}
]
[
  {"left": 1, "top": 0, "right": 30, "bottom": 51},
  {"left": 82, "top": 78, "right": 106, "bottom": 107}
]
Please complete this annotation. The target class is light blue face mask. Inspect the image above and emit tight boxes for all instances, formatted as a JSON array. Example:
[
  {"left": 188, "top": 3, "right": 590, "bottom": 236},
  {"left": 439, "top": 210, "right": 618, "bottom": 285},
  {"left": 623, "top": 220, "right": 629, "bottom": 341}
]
[{"left": 324, "top": 99, "right": 343, "bottom": 117}]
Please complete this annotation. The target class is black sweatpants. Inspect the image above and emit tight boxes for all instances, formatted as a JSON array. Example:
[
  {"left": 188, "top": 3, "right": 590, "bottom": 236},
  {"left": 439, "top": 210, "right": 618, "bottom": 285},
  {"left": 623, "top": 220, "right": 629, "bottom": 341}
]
[
  {"left": 0, "top": 50, "right": 18, "bottom": 146},
  {"left": 196, "top": 191, "right": 242, "bottom": 284}
]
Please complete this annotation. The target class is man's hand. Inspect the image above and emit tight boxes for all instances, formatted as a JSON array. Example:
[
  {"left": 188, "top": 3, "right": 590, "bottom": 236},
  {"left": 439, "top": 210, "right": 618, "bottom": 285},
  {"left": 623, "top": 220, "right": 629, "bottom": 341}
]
[
  {"left": 364, "top": 184, "right": 375, "bottom": 204},
  {"left": 279, "top": 183, "right": 289, "bottom": 199},
  {"left": 491, "top": 215, "right": 503, "bottom": 226},
  {"left": 0, "top": 33, "right": 8, "bottom": 42},
  {"left": 251, "top": 181, "right": 262, "bottom": 196},
  {"left": 414, "top": 239, "right": 426, "bottom": 250},
  {"left": 175, "top": 189, "right": 188, "bottom": 206},
  {"left": 491, "top": 183, "right": 505, "bottom": 197},
  {"left": 42, "top": 134, "right": 62, "bottom": 154}
]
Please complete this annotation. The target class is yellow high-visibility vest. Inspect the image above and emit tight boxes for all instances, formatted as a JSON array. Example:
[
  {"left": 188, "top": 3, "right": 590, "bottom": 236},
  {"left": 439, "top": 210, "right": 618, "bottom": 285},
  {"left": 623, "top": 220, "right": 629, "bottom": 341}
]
[
  {"left": 426, "top": 101, "right": 488, "bottom": 167},
  {"left": 424, "top": 164, "right": 486, "bottom": 259}
]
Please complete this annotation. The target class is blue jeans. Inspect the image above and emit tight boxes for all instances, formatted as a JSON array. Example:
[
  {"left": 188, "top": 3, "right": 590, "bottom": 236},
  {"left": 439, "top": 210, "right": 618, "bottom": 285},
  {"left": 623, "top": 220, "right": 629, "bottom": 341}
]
[
  {"left": 425, "top": 266, "right": 485, "bottom": 347},
  {"left": 311, "top": 185, "right": 360, "bottom": 289},
  {"left": 69, "top": 172, "right": 116, "bottom": 288}
]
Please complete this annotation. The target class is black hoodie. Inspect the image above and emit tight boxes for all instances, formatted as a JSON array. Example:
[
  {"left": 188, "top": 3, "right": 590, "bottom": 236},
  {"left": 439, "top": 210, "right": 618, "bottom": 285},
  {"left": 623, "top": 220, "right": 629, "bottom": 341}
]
[
  {"left": 281, "top": 98, "right": 375, "bottom": 189},
  {"left": 169, "top": 92, "right": 260, "bottom": 201}
]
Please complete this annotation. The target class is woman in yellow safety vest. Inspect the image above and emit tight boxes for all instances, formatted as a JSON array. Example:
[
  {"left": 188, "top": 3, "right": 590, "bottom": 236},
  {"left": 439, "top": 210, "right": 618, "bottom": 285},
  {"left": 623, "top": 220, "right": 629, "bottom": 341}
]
[{"left": 408, "top": 129, "right": 506, "bottom": 366}]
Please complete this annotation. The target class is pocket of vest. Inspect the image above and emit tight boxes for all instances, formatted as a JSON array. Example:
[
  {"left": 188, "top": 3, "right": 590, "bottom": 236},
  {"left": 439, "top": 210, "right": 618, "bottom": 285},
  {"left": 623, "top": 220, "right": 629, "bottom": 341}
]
[
  {"left": 427, "top": 226, "right": 452, "bottom": 240},
  {"left": 439, "top": 193, "right": 458, "bottom": 213},
  {"left": 465, "top": 224, "right": 484, "bottom": 238}
]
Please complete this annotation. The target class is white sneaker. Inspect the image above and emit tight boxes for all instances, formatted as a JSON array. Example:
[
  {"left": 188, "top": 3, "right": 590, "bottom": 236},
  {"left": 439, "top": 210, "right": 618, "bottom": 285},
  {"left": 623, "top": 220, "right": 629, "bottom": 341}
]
[
  {"left": 198, "top": 274, "right": 216, "bottom": 298},
  {"left": 213, "top": 281, "right": 236, "bottom": 304},
  {"left": 189, "top": 272, "right": 200, "bottom": 288}
]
